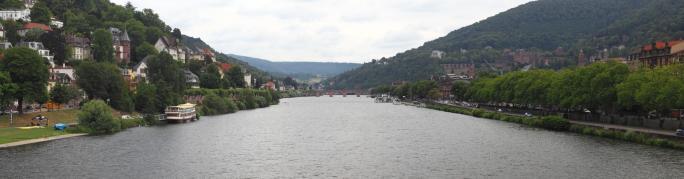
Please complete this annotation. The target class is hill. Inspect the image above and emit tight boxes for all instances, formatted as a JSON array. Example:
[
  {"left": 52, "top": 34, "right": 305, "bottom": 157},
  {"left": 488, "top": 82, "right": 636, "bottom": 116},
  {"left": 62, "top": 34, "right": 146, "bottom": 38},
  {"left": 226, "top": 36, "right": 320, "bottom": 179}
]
[
  {"left": 227, "top": 54, "right": 361, "bottom": 80},
  {"left": 329, "top": 0, "right": 684, "bottom": 89}
]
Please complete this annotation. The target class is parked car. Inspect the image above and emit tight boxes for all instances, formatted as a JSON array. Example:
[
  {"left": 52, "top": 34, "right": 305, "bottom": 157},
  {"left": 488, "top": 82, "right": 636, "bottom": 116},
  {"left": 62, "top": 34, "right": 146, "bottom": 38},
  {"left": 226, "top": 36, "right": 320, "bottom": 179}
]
[{"left": 676, "top": 129, "right": 684, "bottom": 137}]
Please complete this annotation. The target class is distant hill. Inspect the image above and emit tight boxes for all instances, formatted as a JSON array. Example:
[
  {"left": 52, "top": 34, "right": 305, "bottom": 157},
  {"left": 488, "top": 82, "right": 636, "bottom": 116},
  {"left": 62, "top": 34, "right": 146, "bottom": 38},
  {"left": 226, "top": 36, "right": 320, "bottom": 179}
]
[
  {"left": 329, "top": 0, "right": 684, "bottom": 89},
  {"left": 227, "top": 54, "right": 361, "bottom": 78}
]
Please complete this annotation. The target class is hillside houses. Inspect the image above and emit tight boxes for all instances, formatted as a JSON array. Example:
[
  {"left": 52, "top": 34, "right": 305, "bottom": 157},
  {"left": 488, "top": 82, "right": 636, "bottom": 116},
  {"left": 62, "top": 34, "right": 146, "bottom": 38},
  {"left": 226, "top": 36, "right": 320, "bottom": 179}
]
[
  {"left": 66, "top": 35, "right": 91, "bottom": 60},
  {"left": 155, "top": 36, "right": 186, "bottom": 63}
]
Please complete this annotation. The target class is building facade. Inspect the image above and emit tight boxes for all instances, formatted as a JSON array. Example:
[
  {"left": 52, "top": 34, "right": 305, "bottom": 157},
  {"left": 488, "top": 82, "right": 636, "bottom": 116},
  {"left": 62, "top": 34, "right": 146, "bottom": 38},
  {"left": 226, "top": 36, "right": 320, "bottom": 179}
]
[{"left": 110, "top": 28, "right": 131, "bottom": 64}]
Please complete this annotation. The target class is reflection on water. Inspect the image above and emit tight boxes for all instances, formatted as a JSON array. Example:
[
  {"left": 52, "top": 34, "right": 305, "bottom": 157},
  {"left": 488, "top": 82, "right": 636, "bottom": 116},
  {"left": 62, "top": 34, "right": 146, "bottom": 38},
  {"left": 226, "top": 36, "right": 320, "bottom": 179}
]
[{"left": 1, "top": 97, "right": 684, "bottom": 178}]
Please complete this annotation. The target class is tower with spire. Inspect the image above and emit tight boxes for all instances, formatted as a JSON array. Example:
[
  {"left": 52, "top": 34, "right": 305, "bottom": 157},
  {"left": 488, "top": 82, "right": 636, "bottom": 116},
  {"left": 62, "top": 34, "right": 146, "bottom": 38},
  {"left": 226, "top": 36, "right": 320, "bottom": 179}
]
[{"left": 110, "top": 27, "right": 131, "bottom": 64}]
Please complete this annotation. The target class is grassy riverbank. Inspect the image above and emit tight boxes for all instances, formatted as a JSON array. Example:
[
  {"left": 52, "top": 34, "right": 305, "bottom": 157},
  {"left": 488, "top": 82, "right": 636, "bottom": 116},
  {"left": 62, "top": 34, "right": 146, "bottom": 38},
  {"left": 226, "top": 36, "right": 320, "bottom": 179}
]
[
  {"left": 0, "top": 127, "right": 69, "bottom": 144},
  {"left": 427, "top": 103, "right": 684, "bottom": 150},
  {"left": 0, "top": 109, "right": 81, "bottom": 128}
]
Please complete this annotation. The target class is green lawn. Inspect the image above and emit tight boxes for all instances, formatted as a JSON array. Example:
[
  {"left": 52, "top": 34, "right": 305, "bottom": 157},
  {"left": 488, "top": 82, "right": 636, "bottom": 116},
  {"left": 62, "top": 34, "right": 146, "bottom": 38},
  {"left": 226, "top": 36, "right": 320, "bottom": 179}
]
[
  {"left": 0, "top": 109, "right": 81, "bottom": 128},
  {"left": 0, "top": 127, "right": 70, "bottom": 144}
]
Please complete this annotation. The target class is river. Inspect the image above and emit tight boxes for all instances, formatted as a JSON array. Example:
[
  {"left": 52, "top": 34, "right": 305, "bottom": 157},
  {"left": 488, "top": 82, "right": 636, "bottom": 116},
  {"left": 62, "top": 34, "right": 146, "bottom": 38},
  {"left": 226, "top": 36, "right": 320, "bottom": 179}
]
[{"left": 1, "top": 97, "right": 684, "bottom": 178}]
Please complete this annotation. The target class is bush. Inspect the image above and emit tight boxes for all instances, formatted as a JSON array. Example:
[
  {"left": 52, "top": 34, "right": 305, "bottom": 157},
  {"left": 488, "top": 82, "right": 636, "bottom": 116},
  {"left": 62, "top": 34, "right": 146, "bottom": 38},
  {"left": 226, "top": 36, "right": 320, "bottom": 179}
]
[
  {"left": 540, "top": 116, "right": 570, "bottom": 131},
  {"left": 471, "top": 109, "right": 485, "bottom": 117},
  {"left": 202, "top": 94, "right": 238, "bottom": 115},
  {"left": 78, "top": 100, "right": 120, "bottom": 135}
]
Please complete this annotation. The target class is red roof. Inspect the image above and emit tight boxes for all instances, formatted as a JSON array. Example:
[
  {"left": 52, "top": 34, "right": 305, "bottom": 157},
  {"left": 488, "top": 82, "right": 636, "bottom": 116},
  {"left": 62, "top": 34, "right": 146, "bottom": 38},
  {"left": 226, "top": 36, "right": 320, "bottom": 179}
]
[
  {"left": 217, "top": 63, "right": 232, "bottom": 72},
  {"left": 655, "top": 42, "right": 667, "bottom": 49},
  {"left": 22, "top": 23, "right": 52, "bottom": 31}
]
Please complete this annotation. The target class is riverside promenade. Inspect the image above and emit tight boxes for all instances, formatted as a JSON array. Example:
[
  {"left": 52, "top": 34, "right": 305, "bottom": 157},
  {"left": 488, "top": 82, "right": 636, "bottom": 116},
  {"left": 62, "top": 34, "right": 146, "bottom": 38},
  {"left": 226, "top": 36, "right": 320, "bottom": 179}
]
[{"left": 0, "top": 134, "right": 86, "bottom": 149}]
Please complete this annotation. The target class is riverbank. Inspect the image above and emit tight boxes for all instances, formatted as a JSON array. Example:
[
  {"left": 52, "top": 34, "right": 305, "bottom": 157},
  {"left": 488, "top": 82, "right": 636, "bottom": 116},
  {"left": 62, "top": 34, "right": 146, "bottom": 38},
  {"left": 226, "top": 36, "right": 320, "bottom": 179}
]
[
  {"left": 426, "top": 103, "right": 684, "bottom": 150},
  {"left": 0, "top": 133, "right": 86, "bottom": 148}
]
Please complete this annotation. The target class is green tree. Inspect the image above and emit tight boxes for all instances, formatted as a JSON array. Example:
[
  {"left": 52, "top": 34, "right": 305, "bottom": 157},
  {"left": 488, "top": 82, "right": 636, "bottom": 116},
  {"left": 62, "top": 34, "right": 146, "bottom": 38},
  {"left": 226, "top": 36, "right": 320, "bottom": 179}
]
[
  {"left": 147, "top": 52, "right": 186, "bottom": 109},
  {"left": 451, "top": 81, "right": 469, "bottom": 101},
  {"left": 1, "top": 47, "right": 49, "bottom": 114},
  {"left": 29, "top": 1, "right": 52, "bottom": 24},
  {"left": 134, "top": 41, "right": 157, "bottom": 64},
  {"left": 1, "top": 0, "right": 23, "bottom": 9},
  {"left": 92, "top": 28, "right": 114, "bottom": 63},
  {"left": 226, "top": 66, "right": 245, "bottom": 88},
  {"left": 0, "top": 72, "right": 18, "bottom": 112},
  {"left": 75, "top": 61, "right": 127, "bottom": 110},
  {"left": 134, "top": 83, "right": 159, "bottom": 114},
  {"left": 78, "top": 100, "right": 120, "bottom": 134},
  {"left": 3, "top": 20, "right": 19, "bottom": 44},
  {"left": 40, "top": 29, "right": 66, "bottom": 65},
  {"left": 200, "top": 65, "right": 221, "bottom": 89},
  {"left": 49, "top": 84, "right": 79, "bottom": 106}
]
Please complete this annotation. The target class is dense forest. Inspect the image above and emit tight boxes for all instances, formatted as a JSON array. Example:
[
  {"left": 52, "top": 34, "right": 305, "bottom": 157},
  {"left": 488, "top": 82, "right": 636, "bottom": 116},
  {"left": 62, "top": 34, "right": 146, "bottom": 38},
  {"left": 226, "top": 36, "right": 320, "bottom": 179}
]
[{"left": 329, "top": 0, "right": 684, "bottom": 89}]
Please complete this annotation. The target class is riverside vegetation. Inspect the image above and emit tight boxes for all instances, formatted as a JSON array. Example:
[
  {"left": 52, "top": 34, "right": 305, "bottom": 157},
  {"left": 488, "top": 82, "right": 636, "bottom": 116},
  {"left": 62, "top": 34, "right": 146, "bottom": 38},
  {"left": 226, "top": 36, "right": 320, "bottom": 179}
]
[{"left": 428, "top": 103, "right": 684, "bottom": 150}]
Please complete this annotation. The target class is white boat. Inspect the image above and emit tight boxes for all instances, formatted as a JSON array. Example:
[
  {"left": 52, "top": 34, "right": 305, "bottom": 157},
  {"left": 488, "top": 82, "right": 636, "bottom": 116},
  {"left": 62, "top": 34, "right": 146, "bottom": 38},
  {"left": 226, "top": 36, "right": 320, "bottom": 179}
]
[{"left": 165, "top": 103, "right": 198, "bottom": 123}]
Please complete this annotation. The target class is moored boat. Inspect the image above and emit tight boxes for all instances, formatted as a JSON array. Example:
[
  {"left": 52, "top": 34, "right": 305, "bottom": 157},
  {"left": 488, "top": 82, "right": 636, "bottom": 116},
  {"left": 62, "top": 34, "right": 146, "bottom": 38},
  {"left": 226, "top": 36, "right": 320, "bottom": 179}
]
[{"left": 165, "top": 103, "right": 198, "bottom": 123}]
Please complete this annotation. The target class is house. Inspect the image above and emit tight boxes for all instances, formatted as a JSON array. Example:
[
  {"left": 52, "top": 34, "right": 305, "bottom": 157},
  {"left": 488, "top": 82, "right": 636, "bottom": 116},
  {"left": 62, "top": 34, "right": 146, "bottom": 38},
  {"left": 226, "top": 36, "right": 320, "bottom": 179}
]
[
  {"left": 133, "top": 56, "right": 151, "bottom": 83},
  {"left": 628, "top": 41, "right": 684, "bottom": 68},
  {"left": 18, "top": 22, "right": 52, "bottom": 37},
  {"left": 47, "top": 65, "right": 75, "bottom": 92},
  {"left": 0, "top": 23, "right": 4, "bottom": 39},
  {"left": 441, "top": 64, "right": 476, "bottom": 80},
  {"left": 50, "top": 17, "right": 63, "bottom": 28},
  {"left": 184, "top": 70, "right": 200, "bottom": 89},
  {"left": 17, "top": 42, "right": 54, "bottom": 67},
  {"left": 262, "top": 81, "right": 276, "bottom": 91},
  {"left": 203, "top": 48, "right": 216, "bottom": 62},
  {"left": 0, "top": 9, "right": 30, "bottom": 21},
  {"left": 65, "top": 35, "right": 91, "bottom": 60},
  {"left": 23, "top": 0, "right": 36, "bottom": 8},
  {"left": 216, "top": 62, "right": 232, "bottom": 78},
  {"left": 155, "top": 36, "right": 186, "bottom": 63},
  {"left": 244, "top": 73, "right": 252, "bottom": 88},
  {"left": 0, "top": 41, "right": 12, "bottom": 50},
  {"left": 109, "top": 27, "right": 131, "bottom": 64},
  {"left": 120, "top": 67, "right": 137, "bottom": 91},
  {"left": 431, "top": 50, "right": 446, "bottom": 59},
  {"left": 185, "top": 47, "right": 204, "bottom": 61}
]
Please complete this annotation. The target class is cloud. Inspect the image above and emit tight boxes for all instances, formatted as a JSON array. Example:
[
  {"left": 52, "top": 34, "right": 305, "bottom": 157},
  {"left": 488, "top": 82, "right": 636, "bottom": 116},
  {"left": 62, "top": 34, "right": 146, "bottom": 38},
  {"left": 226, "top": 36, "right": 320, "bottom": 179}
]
[{"left": 111, "top": 0, "right": 533, "bottom": 63}]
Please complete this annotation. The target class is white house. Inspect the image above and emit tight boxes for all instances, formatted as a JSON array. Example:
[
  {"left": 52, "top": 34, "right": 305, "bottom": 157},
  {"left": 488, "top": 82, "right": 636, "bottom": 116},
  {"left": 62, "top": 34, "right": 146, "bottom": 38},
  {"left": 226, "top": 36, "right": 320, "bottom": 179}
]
[
  {"left": 133, "top": 56, "right": 151, "bottom": 83},
  {"left": 0, "top": 9, "right": 30, "bottom": 21},
  {"left": 244, "top": 73, "right": 252, "bottom": 88},
  {"left": 431, "top": 50, "right": 446, "bottom": 59},
  {"left": 17, "top": 42, "right": 55, "bottom": 67},
  {"left": 66, "top": 35, "right": 91, "bottom": 60},
  {"left": 155, "top": 36, "right": 186, "bottom": 63}
]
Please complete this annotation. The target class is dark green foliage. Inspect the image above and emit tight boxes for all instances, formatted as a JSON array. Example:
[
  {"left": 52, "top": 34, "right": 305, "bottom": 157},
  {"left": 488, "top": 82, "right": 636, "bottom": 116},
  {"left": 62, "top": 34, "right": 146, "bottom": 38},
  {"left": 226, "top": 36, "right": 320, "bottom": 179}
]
[
  {"left": 29, "top": 1, "right": 52, "bottom": 24},
  {"left": 330, "top": 0, "right": 684, "bottom": 89},
  {"left": 78, "top": 100, "right": 120, "bottom": 135},
  {"left": 146, "top": 52, "right": 186, "bottom": 110},
  {"left": 1, "top": 47, "right": 49, "bottom": 114},
  {"left": 226, "top": 66, "right": 246, "bottom": 88},
  {"left": 134, "top": 83, "right": 159, "bottom": 114},
  {"left": 0, "top": 0, "right": 24, "bottom": 9},
  {"left": 134, "top": 42, "right": 157, "bottom": 64},
  {"left": 200, "top": 65, "right": 221, "bottom": 89},
  {"left": 3, "top": 20, "right": 19, "bottom": 44},
  {"left": 40, "top": 29, "right": 66, "bottom": 65},
  {"left": 49, "top": 84, "right": 79, "bottom": 105},
  {"left": 0, "top": 72, "right": 17, "bottom": 111},
  {"left": 74, "top": 61, "right": 128, "bottom": 111},
  {"left": 92, "top": 28, "right": 115, "bottom": 63},
  {"left": 201, "top": 94, "right": 237, "bottom": 115}
]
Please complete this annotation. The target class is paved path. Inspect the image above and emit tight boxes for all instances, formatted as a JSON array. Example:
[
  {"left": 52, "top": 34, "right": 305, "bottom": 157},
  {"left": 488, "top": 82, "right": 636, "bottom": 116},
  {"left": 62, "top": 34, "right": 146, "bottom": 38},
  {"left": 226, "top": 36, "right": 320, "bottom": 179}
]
[
  {"left": 0, "top": 134, "right": 87, "bottom": 149},
  {"left": 569, "top": 120, "right": 678, "bottom": 137}
]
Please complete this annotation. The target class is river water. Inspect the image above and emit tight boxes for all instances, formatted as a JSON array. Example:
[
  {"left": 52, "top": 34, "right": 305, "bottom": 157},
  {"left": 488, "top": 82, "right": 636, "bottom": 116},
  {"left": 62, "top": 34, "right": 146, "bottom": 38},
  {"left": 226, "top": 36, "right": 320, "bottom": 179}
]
[{"left": 1, "top": 97, "right": 684, "bottom": 178}]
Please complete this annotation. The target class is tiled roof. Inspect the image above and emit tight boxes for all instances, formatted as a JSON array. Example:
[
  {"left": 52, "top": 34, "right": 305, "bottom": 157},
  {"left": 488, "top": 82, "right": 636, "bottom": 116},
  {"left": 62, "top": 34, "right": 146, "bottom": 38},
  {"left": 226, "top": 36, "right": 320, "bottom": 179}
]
[{"left": 22, "top": 22, "right": 52, "bottom": 31}]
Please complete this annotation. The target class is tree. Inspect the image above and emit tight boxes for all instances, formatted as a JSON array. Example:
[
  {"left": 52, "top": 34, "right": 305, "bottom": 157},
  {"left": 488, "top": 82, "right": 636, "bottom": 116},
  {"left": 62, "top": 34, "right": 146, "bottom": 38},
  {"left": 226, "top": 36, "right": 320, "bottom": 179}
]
[
  {"left": 147, "top": 52, "right": 186, "bottom": 109},
  {"left": 29, "top": 1, "right": 52, "bottom": 24},
  {"left": 451, "top": 81, "right": 469, "bottom": 101},
  {"left": 1, "top": 47, "right": 49, "bottom": 114},
  {"left": 64, "top": 10, "right": 89, "bottom": 34},
  {"left": 49, "top": 84, "right": 79, "bottom": 107},
  {"left": 3, "top": 20, "right": 19, "bottom": 44},
  {"left": 78, "top": 100, "right": 120, "bottom": 135},
  {"left": 23, "top": 28, "right": 45, "bottom": 42},
  {"left": 1, "top": 0, "right": 23, "bottom": 9},
  {"left": 75, "top": 61, "right": 127, "bottom": 110},
  {"left": 134, "top": 83, "right": 159, "bottom": 114},
  {"left": 134, "top": 42, "right": 157, "bottom": 63},
  {"left": 0, "top": 72, "right": 18, "bottom": 112},
  {"left": 92, "top": 28, "right": 114, "bottom": 63},
  {"left": 40, "top": 29, "right": 66, "bottom": 65},
  {"left": 172, "top": 28, "right": 182, "bottom": 42},
  {"left": 200, "top": 65, "right": 221, "bottom": 89},
  {"left": 226, "top": 66, "right": 245, "bottom": 88}
]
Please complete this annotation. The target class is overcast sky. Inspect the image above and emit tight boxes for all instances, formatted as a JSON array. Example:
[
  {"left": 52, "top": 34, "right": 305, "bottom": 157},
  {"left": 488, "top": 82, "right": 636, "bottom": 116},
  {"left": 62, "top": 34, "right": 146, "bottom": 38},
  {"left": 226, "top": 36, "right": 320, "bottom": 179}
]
[{"left": 110, "top": 0, "right": 533, "bottom": 63}]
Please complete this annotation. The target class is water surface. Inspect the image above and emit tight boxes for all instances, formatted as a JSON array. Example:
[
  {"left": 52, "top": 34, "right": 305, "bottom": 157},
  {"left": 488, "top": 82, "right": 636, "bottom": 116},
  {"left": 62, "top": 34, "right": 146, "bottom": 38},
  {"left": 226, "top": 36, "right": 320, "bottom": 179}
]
[{"left": 1, "top": 97, "right": 684, "bottom": 178}]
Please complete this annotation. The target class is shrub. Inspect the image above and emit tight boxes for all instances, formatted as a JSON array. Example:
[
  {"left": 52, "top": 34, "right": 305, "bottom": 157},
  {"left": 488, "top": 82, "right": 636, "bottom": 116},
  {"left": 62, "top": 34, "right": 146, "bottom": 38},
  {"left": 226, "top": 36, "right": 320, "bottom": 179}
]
[
  {"left": 471, "top": 109, "right": 485, "bottom": 117},
  {"left": 540, "top": 116, "right": 570, "bottom": 131},
  {"left": 78, "top": 100, "right": 120, "bottom": 135}
]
